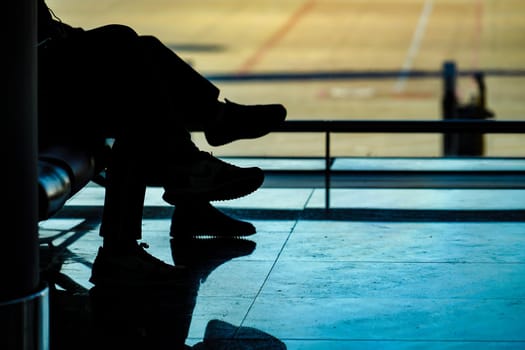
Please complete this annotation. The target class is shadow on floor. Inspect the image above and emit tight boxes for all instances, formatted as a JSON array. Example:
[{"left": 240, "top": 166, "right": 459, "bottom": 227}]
[{"left": 44, "top": 237, "right": 286, "bottom": 350}]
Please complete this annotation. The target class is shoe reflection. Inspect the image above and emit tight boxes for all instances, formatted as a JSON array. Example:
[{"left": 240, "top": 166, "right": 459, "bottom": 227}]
[
  {"left": 90, "top": 236, "right": 285, "bottom": 349},
  {"left": 193, "top": 319, "right": 287, "bottom": 350}
]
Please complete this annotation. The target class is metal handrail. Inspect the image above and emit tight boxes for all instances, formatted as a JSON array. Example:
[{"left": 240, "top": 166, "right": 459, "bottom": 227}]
[
  {"left": 270, "top": 119, "right": 525, "bottom": 209},
  {"left": 277, "top": 119, "right": 525, "bottom": 133}
]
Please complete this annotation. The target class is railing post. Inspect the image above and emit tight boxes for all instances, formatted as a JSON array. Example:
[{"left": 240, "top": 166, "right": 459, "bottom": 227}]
[
  {"left": 442, "top": 61, "right": 459, "bottom": 156},
  {"left": 325, "top": 130, "right": 331, "bottom": 211}
]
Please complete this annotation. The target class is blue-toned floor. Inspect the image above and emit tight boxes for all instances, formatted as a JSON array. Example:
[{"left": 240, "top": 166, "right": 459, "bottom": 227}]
[{"left": 39, "top": 168, "right": 525, "bottom": 349}]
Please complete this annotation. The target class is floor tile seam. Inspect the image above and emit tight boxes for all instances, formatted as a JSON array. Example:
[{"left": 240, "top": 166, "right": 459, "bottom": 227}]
[
  {"left": 187, "top": 337, "right": 525, "bottom": 345},
  {"left": 237, "top": 208, "right": 304, "bottom": 331},
  {"left": 302, "top": 188, "right": 316, "bottom": 210},
  {"left": 191, "top": 295, "right": 256, "bottom": 300},
  {"left": 273, "top": 260, "right": 525, "bottom": 264},
  {"left": 232, "top": 258, "right": 291, "bottom": 263},
  {"left": 252, "top": 295, "right": 525, "bottom": 301},
  {"left": 279, "top": 338, "right": 525, "bottom": 343}
]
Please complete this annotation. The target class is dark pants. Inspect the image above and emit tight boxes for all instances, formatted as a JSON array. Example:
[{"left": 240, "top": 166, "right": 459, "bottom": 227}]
[{"left": 38, "top": 24, "right": 221, "bottom": 242}]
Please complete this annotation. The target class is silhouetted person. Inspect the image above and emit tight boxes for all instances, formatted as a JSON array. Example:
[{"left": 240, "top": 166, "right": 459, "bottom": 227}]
[{"left": 37, "top": 0, "right": 286, "bottom": 285}]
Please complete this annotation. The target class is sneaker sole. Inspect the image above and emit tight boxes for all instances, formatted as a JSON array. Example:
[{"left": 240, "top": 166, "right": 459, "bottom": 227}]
[
  {"left": 163, "top": 171, "right": 264, "bottom": 204},
  {"left": 170, "top": 227, "right": 256, "bottom": 238}
]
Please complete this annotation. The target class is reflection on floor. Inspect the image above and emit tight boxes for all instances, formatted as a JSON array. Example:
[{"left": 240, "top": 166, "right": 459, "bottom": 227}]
[{"left": 39, "top": 181, "right": 525, "bottom": 349}]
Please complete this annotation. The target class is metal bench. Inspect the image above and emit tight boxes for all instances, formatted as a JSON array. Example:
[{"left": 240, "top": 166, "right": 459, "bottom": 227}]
[{"left": 37, "top": 142, "right": 109, "bottom": 221}]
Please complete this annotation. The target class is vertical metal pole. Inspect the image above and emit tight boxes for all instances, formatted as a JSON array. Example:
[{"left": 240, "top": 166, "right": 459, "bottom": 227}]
[
  {"left": 1, "top": 0, "right": 48, "bottom": 349},
  {"left": 442, "top": 61, "right": 458, "bottom": 156},
  {"left": 325, "top": 131, "right": 331, "bottom": 211}
]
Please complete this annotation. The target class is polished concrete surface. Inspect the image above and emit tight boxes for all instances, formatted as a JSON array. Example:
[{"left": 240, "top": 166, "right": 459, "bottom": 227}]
[{"left": 39, "top": 163, "right": 525, "bottom": 349}]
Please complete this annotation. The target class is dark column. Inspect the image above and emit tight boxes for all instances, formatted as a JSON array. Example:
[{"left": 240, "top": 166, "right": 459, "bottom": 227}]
[{"left": 1, "top": 0, "right": 49, "bottom": 349}]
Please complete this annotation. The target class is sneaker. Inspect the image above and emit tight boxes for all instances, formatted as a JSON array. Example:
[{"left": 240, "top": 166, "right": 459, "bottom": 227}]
[
  {"left": 89, "top": 243, "right": 185, "bottom": 287},
  {"left": 195, "top": 319, "right": 286, "bottom": 349},
  {"left": 162, "top": 151, "right": 264, "bottom": 204},
  {"left": 170, "top": 237, "right": 257, "bottom": 282},
  {"left": 170, "top": 202, "right": 256, "bottom": 238},
  {"left": 205, "top": 99, "right": 287, "bottom": 147}
]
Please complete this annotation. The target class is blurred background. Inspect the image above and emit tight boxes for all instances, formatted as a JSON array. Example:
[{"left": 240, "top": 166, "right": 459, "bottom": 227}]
[{"left": 45, "top": 0, "right": 525, "bottom": 157}]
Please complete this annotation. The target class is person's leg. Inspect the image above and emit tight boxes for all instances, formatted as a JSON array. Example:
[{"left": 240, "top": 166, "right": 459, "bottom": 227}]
[
  {"left": 38, "top": 24, "right": 271, "bottom": 244},
  {"left": 90, "top": 138, "right": 187, "bottom": 286},
  {"left": 130, "top": 34, "right": 285, "bottom": 236},
  {"left": 98, "top": 138, "right": 146, "bottom": 252},
  {"left": 134, "top": 34, "right": 287, "bottom": 147}
]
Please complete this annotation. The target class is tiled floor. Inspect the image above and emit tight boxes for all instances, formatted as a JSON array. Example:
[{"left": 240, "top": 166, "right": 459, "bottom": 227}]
[{"left": 39, "top": 169, "right": 525, "bottom": 349}]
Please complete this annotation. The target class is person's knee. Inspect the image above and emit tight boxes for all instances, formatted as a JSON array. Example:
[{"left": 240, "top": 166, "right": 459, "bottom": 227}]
[
  {"left": 138, "top": 35, "right": 165, "bottom": 50},
  {"left": 97, "top": 24, "right": 139, "bottom": 40}
]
